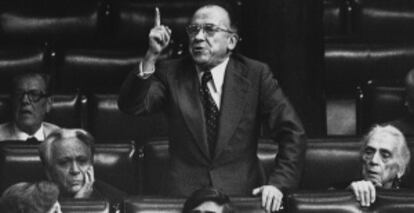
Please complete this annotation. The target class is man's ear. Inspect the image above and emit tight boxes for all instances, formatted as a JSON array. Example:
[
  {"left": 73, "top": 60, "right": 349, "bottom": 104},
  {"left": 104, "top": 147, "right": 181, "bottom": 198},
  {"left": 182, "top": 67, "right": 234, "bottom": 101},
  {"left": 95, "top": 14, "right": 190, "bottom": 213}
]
[
  {"left": 397, "top": 165, "right": 406, "bottom": 178},
  {"left": 227, "top": 34, "right": 239, "bottom": 51}
]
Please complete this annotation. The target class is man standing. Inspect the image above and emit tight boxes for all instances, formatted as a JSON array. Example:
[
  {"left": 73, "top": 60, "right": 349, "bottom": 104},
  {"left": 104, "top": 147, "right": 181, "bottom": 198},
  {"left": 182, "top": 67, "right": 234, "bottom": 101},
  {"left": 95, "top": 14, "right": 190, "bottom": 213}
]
[
  {"left": 118, "top": 4, "right": 306, "bottom": 212},
  {"left": 0, "top": 72, "right": 59, "bottom": 142}
]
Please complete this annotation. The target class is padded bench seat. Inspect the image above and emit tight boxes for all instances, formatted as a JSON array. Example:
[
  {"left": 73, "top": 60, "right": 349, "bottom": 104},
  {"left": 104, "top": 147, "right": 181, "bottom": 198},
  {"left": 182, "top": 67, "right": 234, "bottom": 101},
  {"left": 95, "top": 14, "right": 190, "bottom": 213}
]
[{"left": 0, "top": 142, "right": 138, "bottom": 194}]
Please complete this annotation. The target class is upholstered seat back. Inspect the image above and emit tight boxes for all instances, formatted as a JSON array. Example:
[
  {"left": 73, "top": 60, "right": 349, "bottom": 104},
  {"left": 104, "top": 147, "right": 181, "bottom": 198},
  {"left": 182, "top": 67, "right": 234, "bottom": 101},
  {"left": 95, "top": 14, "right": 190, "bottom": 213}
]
[
  {"left": 287, "top": 191, "right": 359, "bottom": 213},
  {"left": 357, "top": 81, "right": 406, "bottom": 134},
  {"left": 60, "top": 199, "right": 110, "bottom": 213},
  {"left": 142, "top": 138, "right": 364, "bottom": 194},
  {"left": 300, "top": 138, "right": 362, "bottom": 189},
  {"left": 124, "top": 197, "right": 264, "bottom": 213},
  {"left": 287, "top": 190, "right": 414, "bottom": 213},
  {"left": 87, "top": 94, "right": 168, "bottom": 143},
  {"left": 0, "top": 143, "right": 137, "bottom": 194}
]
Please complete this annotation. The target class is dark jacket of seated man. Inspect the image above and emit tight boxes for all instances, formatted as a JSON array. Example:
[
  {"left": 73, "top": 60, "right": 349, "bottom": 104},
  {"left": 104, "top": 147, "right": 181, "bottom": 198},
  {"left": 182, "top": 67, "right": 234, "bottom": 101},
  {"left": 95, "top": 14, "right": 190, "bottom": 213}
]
[{"left": 38, "top": 128, "right": 126, "bottom": 206}]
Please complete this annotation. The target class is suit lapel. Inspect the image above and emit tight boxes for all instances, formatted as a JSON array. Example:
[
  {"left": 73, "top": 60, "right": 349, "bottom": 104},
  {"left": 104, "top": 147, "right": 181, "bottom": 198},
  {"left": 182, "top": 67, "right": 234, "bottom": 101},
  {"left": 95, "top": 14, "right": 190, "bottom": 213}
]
[
  {"left": 215, "top": 58, "right": 250, "bottom": 158},
  {"left": 175, "top": 60, "right": 211, "bottom": 160}
]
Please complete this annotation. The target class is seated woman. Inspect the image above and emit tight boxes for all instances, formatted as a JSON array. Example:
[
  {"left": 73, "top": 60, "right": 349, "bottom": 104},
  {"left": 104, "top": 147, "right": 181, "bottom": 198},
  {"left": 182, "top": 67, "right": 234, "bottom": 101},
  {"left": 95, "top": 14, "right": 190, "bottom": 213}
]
[
  {"left": 0, "top": 181, "right": 61, "bottom": 213},
  {"left": 349, "top": 125, "right": 410, "bottom": 207}
]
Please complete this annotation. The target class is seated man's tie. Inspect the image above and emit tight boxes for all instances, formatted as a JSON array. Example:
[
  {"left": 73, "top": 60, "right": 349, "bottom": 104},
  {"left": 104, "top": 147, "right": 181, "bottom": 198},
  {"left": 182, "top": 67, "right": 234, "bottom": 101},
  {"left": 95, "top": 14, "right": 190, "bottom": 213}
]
[
  {"left": 26, "top": 137, "right": 40, "bottom": 144},
  {"left": 200, "top": 71, "right": 219, "bottom": 158}
]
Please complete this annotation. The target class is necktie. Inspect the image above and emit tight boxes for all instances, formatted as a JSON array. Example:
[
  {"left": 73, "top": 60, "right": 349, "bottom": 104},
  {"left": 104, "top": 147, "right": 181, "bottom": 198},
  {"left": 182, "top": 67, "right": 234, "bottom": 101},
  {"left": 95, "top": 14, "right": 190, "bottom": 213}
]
[
  {"left": 26, "top": 137, "right": 40, "bottom": 144},
  {"left": 200, "top": 71, "right": 219, "bottom": 158}
]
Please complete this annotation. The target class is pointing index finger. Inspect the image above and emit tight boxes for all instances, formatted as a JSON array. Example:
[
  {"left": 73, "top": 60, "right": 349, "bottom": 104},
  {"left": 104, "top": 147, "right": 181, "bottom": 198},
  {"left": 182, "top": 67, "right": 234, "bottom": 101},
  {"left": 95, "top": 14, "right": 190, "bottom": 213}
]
[{"left": 155, "top": 7, "right": 161, "bottom": 27}]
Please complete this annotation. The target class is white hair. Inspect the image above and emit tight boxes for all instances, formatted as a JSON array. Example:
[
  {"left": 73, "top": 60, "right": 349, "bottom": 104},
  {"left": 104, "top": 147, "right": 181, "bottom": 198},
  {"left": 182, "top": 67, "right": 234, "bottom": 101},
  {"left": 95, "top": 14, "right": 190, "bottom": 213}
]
[{"left": 363, "top": 124, "right": 411, "bottom": 177}]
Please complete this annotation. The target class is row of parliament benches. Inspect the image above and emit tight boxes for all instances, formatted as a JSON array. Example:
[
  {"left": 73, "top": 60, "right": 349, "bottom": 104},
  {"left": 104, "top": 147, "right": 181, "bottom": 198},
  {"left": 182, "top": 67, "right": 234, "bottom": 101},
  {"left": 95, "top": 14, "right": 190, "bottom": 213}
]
[
  {"left": 34, "top": 191, "right": 414, "bottom": 213},
  {"left": 2, "top": 137, "right": 414, "bottom": 196},
  {"left": 0, "top": 93, "right": 169, "bottom": 143},
  {"left": 322, "top": 0, "right": 414, "bottom": 135},
  {"left": 0, "top": 0, "right": 248, "bottom": 94},
  {"left": 4, "top": 0, "right": 414, "bottom": 136},
  {"left": 1, "top": 0, "right": 321, "bottom": 136},
  {"left": 0, "top": 80, "right": 406, "bottom": 142}
]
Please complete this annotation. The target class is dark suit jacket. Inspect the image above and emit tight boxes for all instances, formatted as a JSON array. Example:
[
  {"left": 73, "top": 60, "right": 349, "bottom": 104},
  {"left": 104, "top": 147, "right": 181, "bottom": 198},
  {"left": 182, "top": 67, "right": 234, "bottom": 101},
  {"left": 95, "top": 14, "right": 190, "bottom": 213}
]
[
  {"left": 91, "top": 180, "right": 127, "bottom": 204},
  {"left": 118, "top": 54, "right": 306, "bottom": 196},
  {"left": 60, "top": 180, "right": 126, "bottom": 213}
]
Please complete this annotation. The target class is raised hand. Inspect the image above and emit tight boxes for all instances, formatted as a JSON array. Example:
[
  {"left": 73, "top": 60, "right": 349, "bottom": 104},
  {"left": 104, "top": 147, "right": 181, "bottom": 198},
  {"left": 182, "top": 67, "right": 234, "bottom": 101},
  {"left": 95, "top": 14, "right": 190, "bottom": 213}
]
[
  {"left": 147, "top": 7, "right": 172, "bottom": 56},
  {"left": 74, "top": 166, "right": 95, "bottom": 198}
]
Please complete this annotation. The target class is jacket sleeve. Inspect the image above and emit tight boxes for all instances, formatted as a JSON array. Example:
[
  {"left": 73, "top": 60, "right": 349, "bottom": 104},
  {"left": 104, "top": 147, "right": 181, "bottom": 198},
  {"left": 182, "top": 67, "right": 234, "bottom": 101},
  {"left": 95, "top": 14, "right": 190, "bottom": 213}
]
[
  {"left": 118, "top": 64, "right": 168, "bottom": 116},
  {"left": 259, "top": 64, "right": 307, "bottom": 191}
]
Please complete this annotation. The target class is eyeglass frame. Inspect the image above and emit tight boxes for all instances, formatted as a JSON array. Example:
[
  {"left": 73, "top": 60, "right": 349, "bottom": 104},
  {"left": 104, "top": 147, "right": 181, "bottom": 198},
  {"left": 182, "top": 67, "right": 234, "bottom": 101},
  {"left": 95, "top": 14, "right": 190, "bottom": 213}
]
[
  {"left": 186, "top": 23, "right": 236, "bottom": 37},
  {"left": 13, "top": 90, "right": 50, "bottom": 103}
]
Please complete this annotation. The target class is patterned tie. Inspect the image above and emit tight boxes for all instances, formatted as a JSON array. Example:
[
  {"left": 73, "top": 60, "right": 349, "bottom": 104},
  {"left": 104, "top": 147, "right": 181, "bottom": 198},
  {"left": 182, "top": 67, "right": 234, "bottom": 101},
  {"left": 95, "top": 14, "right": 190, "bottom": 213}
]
[{"left": 200, "top": 71, "right": 219, "bottom": 158}]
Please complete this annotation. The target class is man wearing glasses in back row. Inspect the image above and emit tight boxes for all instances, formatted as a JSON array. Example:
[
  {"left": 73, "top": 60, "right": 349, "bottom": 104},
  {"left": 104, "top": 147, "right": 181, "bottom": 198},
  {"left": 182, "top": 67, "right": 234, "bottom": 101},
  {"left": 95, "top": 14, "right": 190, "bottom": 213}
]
[
  {"left": 118, "top": 3, "right": 306, "bottom": 212},
  {"left": 0, "top": 72, "right": 59, "bottom": 142}
]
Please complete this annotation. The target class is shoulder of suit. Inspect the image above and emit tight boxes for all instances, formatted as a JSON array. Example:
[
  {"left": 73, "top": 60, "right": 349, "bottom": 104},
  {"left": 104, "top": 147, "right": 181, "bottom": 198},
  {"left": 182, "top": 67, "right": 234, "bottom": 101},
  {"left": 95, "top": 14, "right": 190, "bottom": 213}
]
[
  {"left": 156, "top": 56, "right": 194, "bottom": 80},
  {"left": 42, "top": 122, "right": 60, "bottom": 131},
  {"left": 231, "top": 54, "right": 269, "bottom": 70},
  {"left": 157, "top": 56, "right": 190, "bottom": 70},
  {"left": 0, "top": 122, "right": 13, "bottom": 141},
  {"left": 156, "top": 54, "right": 270, "bottom": 75}
]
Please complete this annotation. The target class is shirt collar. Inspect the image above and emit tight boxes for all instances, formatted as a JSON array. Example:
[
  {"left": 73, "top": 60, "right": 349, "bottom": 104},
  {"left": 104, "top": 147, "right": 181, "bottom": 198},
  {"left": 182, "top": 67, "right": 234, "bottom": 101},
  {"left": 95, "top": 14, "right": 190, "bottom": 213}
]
[
  {"left": 13, "top": 123, "right": 45, "bottom": 141},
  {"left": 197, "top": 57, "right": 230, "bottom": 92}
]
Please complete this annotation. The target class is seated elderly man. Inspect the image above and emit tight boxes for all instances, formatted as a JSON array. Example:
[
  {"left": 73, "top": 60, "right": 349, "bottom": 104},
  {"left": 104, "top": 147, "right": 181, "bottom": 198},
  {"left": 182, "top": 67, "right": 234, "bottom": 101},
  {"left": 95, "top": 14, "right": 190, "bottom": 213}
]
[
  {"left": 0, "top": 181, "right": 61, "bottom": 213},
  {"left": 349, "top": 125, "right": 410, "bottom": 207},
  {"left": 38, "top": 128, "right": 126, "bottom": 205},
  {"left": 0, "top": 72, "right": 59, "bottom": 142},
  {"left": 182, "top": 188, "right": 234, "bottom": 213}
]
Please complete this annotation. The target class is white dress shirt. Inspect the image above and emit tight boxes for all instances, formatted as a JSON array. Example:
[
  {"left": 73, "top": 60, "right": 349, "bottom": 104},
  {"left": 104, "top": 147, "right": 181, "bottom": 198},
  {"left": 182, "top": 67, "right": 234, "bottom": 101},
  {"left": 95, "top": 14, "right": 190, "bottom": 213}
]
[
  {"left": 196, "top": 58, "right": 229, "bottom": 109},
  {"left": 12, "top": 124, "right": 45, "bottom": 141}
]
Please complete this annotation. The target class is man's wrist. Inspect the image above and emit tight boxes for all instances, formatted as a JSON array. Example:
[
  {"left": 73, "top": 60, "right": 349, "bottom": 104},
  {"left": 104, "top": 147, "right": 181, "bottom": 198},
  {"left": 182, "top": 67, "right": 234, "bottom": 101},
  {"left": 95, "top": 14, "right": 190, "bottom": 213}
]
[
  {"left": 137, "top": 61, "right": 155, "bottom": 79},
  {"left": 145, "top": 49, "right": 160, "bottom": 62}
]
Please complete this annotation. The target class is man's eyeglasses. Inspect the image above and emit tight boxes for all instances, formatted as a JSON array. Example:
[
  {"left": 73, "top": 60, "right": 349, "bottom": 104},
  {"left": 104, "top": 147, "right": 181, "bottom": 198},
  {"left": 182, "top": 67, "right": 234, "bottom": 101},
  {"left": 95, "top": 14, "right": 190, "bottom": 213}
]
[
  {"left": 13, "top": 90, "right": 49, "bottom": 103},
  {"left": 186, "top": 24, "right": 235, "bottom": 37}
]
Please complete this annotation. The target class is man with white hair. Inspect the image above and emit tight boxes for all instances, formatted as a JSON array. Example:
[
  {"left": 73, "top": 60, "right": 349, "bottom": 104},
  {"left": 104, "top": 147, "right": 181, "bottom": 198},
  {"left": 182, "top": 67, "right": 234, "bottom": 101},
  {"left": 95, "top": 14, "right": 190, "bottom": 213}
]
[
  {"left": 349, "top": 125, "right": 410, "bottom": 207},
  {"left": 38, "top": 128, "right": 126, "bottom": 205}
]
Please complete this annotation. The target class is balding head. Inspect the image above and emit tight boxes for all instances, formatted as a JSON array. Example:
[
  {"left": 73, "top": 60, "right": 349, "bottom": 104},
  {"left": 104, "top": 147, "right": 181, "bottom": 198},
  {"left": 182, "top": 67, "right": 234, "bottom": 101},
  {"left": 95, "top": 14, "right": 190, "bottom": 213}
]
[
  {"left": 187, "top": 4, "right": 239, "bottom": 69},
  {"left": 192, "top": 5, "right": 234, "bottom": 32}
]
